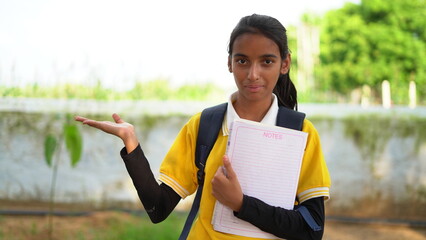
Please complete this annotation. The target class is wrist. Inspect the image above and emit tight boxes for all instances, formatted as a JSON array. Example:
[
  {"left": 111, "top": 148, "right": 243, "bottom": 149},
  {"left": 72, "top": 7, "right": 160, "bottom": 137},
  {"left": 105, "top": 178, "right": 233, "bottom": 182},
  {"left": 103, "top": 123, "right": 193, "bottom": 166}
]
[
  {"left": 123, "top": 132, "right": 139, "bottom": 153},
  {"left": 233, "top": 194, "right": 247, "bottom": 216},
  {"left": 232, "top": 194, "right": 244, "bottom": 212}
]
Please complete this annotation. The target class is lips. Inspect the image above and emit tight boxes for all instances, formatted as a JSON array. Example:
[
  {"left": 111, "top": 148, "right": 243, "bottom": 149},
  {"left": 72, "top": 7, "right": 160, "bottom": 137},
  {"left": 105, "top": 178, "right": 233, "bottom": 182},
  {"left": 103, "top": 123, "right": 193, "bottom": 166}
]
[{"left": 246, "top": 85, "right": 264, "bottom": 92}]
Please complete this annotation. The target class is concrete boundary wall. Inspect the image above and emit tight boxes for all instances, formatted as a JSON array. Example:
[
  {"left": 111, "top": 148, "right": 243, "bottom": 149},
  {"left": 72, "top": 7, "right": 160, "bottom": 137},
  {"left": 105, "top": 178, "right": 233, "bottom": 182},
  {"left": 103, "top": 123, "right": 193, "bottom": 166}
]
[{"left": 1, "top": 98, "right": 425, "bottom": 220}]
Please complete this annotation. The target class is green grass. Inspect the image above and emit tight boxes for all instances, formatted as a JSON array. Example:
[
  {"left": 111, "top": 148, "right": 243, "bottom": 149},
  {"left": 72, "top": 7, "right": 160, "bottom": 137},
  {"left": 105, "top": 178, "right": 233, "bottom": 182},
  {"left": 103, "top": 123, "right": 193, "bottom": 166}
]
[
  {"left": 0, "top": 216, "right": 4, "bottom": 239},
  {"left": 93, "top": 212, "right": 185, "bottom": 240}
]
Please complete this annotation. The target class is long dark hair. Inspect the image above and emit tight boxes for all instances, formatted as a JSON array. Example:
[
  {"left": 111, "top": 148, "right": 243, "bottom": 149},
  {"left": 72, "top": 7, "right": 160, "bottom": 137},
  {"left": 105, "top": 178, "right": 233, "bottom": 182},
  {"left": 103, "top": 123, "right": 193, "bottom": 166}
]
[{"left": 228, "top": 14, "right": 298, "bottom": 110}]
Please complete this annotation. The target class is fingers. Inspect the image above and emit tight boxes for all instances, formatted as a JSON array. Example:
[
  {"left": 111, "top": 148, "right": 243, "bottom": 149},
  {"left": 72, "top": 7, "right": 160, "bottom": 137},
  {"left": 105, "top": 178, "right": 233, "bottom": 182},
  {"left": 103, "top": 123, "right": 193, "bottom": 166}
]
[
  {"left": 212, "top": 156, "right": 236, "bottom": 189},
  {"left": 222, "top": 155, "right": 236, "bottom": 179},
  {"left": 74, "top": 116, "right": 88, "bottom": 123},
  {"left": 212, "top": 164, "right": 228, "bottom": 193},
  {"left": 112, "top": 113, "right": 124, "bottom": 124},
  {"left": 211, "top": 169, "right": 226, "bottom": 198},
  {"left": 211, "top": 155, "right": 243, "bottom": 212},
  {"left": 213, "top": 165, "right": 226, "bottom": 181},
  {"left": 74, "top": 116, "right": 98, "bottom": 127},
  {"left": 83, "top": 119, "right": 103, "bottom": 129},
  {"left": 75, "top": 114, "right": 124, "bottom": 125}
]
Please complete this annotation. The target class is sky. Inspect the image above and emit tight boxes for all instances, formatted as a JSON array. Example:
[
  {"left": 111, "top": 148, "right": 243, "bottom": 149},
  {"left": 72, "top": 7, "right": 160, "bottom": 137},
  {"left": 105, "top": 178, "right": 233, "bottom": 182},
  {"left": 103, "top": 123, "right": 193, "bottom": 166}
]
[{"left": 0, "top": 0, "right": 359, "bottom": 91}]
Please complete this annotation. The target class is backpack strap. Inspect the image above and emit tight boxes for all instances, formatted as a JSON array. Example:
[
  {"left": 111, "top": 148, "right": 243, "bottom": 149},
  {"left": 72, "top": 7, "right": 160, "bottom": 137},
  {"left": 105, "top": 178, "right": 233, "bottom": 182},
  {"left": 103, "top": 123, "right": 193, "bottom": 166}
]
[
  {"left": 276, "top": 108, "right": 321, "bottom": 232},
  {"left": 195, "top": 102, "right": 228, "bottom": 185},
  {"left": 276, "top": 106, "right": 305, "bottom": 131},
  {"left": 295, "top": 205, "right": 322, "bottom": 231},
  {"left": 179, "top": 103, "right": 227, "bottom": 240}
]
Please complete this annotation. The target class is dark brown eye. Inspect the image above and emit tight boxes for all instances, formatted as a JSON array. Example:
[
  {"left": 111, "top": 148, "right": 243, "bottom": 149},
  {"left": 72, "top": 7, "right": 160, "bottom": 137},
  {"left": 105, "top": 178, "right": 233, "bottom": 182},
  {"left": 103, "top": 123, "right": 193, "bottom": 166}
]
[{"left": 237, "top": 59, "right": 247, "bottom": 64}]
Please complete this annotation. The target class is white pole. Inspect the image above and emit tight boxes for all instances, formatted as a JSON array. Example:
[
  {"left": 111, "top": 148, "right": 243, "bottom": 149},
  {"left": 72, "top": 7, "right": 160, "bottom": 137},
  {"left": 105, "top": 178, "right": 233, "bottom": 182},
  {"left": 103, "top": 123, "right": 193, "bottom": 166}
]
[
  {"left": 409, "top": 81, "right": 417, "bottom": 109},
  {"left": 382, "top": 80, "right": 391, "bottom": 108},
  {"left": 361, "top": 84, "right": 371, "bottom": 108}
]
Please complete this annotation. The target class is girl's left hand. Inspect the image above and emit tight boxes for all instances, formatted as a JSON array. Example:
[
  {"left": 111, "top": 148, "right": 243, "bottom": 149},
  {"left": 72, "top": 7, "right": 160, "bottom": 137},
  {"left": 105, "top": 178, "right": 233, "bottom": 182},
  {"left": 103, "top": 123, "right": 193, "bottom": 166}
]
[{"left": 211, "top": 155, "right": 243, "bottom": 212}]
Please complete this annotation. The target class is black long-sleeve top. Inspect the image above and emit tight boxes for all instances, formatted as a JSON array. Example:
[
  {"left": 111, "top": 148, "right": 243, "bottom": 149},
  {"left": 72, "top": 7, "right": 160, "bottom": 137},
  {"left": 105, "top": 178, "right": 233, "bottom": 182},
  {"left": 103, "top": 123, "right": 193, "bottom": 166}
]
[{"left": 121, "top": 145, "right": 325, "bottom": 240}]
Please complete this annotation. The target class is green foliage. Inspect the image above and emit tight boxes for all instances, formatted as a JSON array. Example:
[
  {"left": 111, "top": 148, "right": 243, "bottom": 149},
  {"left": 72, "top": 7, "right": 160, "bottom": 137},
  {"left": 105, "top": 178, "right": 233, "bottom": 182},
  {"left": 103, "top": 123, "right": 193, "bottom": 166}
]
[
  {"left": 301, "top": 12, "right": 322, "bottom": 25},
  {"left": 43, "top": 121, "right": 83, "bottom": 168},
  {"left": 287, "top": 25, "right": 298, "bottom": 73},
  {"left": 128, "top": 79, "right": 172, "bottom": 100},
  {"left": 63, "top": 124, "right": 83, "bottom": 167},
  {"left": 175, "top": 83, "right": 221, "bottom": 100},
  {"left": 44, "top": 135, "right": 57, "bottom": 167},
  {"left": 0, "top": 79, "right": 225, "bottom": 101},
  {"left": 318, "top": 0, "right": 426, "bottom": 104}
]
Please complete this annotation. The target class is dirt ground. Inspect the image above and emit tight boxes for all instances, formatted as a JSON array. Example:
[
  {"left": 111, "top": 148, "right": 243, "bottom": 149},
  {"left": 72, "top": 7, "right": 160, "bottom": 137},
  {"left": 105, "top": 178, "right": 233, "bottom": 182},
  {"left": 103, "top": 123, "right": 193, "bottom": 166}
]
[
  {"left": 1, "top": 200, "right": 425, "bottom": 240},
  {"left": 1, "top": 211, "right": 426, "bottom": 240},
  {"left": 324, "top": 220, "right": 426, "bottom": 240}
]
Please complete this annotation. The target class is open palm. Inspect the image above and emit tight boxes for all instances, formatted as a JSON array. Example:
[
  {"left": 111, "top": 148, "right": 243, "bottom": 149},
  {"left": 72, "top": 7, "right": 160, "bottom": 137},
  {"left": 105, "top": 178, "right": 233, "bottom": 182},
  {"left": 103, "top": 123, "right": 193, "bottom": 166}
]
[{"left": 75, "top": 113, "right": 139, "bottom": 152}]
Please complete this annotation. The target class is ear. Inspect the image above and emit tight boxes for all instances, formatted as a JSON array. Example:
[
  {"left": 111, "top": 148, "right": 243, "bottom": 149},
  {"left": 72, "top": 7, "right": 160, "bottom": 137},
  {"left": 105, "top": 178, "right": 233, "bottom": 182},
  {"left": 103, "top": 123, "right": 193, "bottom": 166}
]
[
  {"left": 228, "top": 56, "right": 232, "bottom": 73},
  {"left": 280, "top": 54, "right": 291, "bottom": 75}
]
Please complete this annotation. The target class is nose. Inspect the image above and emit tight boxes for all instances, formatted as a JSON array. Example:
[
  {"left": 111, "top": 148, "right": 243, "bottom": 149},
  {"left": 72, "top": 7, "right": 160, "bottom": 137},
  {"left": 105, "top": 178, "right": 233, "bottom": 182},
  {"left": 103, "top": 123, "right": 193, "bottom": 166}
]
[{"left": 247, "top": 63, "right": 260, "bottom": 81}]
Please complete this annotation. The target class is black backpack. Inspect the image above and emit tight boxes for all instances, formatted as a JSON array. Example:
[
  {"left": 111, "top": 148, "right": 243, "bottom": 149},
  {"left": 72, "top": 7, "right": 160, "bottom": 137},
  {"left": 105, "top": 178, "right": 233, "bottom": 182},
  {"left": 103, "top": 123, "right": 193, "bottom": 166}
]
[{"left": 178, "top": 102, "right": 316, "bottom": 240}]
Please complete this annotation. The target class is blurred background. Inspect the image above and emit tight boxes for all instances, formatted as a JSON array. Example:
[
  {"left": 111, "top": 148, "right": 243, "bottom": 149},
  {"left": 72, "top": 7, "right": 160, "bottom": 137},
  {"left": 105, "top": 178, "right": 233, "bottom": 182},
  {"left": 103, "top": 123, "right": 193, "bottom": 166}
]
[{"left": 1, "top": 0, "right": 426, "bottom": 239}]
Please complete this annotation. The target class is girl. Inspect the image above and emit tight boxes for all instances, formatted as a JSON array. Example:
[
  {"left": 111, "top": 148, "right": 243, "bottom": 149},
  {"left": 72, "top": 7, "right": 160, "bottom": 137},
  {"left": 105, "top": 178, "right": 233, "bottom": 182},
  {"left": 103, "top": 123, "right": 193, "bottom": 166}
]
[{"left": 75, "top": 14, "right": 331, "bottom": 240}]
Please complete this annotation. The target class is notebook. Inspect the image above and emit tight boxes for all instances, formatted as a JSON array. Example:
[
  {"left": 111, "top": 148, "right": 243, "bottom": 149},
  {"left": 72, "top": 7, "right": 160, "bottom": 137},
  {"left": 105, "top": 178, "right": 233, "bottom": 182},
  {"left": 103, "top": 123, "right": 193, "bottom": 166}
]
[{"left": 212, "top": 119, "right": 308, "bottom": 239}]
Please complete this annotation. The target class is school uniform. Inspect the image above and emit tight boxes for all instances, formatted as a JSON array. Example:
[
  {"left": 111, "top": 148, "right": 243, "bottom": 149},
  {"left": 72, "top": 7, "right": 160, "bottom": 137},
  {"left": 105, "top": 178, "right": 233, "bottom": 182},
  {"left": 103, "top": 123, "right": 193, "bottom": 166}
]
[{"left": 122, "top": 93, "right": 331, "bottom": 239}]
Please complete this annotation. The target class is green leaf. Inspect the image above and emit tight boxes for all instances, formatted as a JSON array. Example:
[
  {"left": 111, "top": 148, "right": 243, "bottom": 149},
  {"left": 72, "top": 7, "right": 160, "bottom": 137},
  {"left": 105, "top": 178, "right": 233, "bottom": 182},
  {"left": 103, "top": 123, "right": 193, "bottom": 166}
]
[
  {"left": 63, "top": 124, "right": 83, "bottom": 167},
  {"left": 44, "top": 135, "right": 57, "bottom": 167}
]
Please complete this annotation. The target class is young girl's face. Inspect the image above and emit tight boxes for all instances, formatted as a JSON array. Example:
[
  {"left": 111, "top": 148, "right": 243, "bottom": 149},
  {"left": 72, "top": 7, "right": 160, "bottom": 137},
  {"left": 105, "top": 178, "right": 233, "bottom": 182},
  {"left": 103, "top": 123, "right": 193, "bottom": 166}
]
[{"left": 229, "top": 33, "right": 290, "bottom": 103}]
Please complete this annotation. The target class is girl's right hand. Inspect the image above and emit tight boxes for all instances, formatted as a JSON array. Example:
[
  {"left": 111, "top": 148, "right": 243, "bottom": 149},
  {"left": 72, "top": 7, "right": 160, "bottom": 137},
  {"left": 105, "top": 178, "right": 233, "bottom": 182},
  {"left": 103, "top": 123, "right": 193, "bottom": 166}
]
[{"left": 75, "top": 113, "right": 139, "bottom": 153}]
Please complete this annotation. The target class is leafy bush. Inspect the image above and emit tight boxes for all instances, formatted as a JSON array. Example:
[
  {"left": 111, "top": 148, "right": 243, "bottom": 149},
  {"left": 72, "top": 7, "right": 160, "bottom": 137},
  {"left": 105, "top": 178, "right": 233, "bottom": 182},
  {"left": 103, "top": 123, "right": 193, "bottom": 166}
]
[{"left": 0, "top": 79, "right": 225, "bottom": 101}]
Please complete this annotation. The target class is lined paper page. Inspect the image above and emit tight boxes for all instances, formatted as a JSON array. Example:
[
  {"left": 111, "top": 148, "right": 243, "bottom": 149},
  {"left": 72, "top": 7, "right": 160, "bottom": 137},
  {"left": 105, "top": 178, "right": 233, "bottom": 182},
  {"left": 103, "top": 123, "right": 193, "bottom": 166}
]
[{"left": 212, "top": 119, "right": 307, "bottom": 239}]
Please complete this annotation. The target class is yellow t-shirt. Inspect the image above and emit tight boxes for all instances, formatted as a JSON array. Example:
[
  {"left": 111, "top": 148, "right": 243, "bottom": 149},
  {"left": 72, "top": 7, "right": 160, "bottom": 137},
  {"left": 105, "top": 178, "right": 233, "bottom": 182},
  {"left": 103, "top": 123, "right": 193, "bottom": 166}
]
[{"left": 159, "top": 112, "right": 331, "bottom": 240}]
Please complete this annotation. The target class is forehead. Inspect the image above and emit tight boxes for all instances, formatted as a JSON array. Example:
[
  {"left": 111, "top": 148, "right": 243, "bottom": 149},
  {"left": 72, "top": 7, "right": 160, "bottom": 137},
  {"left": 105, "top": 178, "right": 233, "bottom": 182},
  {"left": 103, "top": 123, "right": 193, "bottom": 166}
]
[{"left": 232, "top": 33, "right": 280, "bottom": 56}]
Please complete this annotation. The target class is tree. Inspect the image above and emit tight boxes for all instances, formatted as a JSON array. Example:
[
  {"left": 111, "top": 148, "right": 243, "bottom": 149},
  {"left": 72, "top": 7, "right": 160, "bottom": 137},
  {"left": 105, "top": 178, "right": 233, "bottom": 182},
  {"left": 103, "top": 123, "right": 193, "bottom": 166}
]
[{"left": 318, "top": 0, "right": 426, "bottom": 104}]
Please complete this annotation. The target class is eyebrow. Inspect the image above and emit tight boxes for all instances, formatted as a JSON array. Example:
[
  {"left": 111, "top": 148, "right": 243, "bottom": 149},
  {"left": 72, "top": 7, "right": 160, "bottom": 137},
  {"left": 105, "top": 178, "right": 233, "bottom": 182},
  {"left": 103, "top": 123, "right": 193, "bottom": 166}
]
[{"left": 233, "top": 53, "right": 279, "bottom": 58}]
